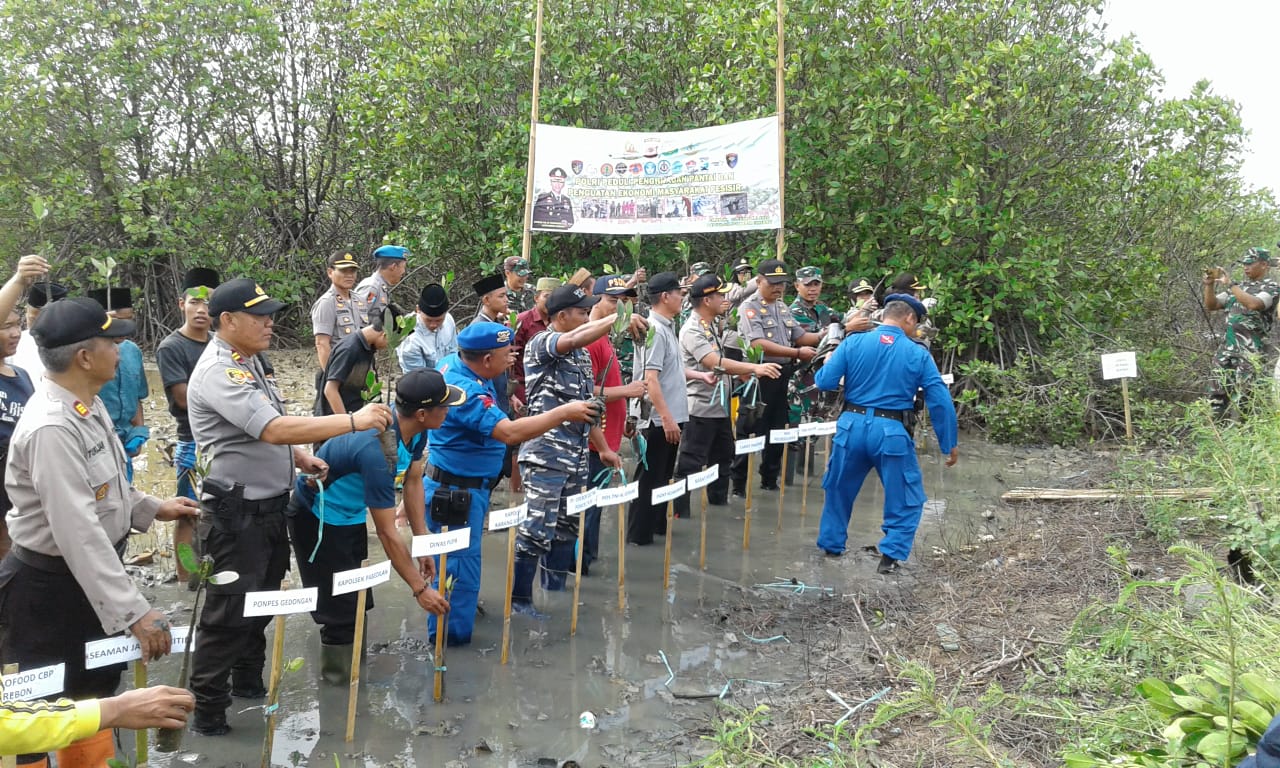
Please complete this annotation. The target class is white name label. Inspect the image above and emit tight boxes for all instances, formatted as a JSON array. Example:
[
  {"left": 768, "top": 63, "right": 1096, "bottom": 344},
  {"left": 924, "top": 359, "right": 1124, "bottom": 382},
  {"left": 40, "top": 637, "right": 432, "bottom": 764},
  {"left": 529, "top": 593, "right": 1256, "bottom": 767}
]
[
  {"left": 0, "top": 663, "right": 64, "bottom": 702},
  {"left": 686, "top": 465, "right": 719, "bottom": 490},
  {"left": 651, "top": 479, "right": 687, "bottom": 505},
  {"left": 810, "top": 421, "right": 838, "bottom": 436},
  {"left": 566, "top": 488, "right": 599, "bottom": 516},
  {"left": 411, "top": 528, "right": 472, "bottom": 558},
  {"left": 769, "top": 428, "right": 799, "bottom": 444},
  {"left": 941, "top": 373, "right": 955, "bottom": 385},
  {"left": 597, "top": 482, "right": 640, "bottom": 506},
  {"left": 85, "top": 626, "right": 195, "bottom": 670},
  {"left": 243, "top": 588, "right": 320, "bottom": 618},
  {"left": 735, "top": 436, "right": 766, "bottom": 455},
  {"left": 332, "top": 561, "right": 392, "bottom": 597},
  {"left": 1101, "top": 351, "right": 1138, "bottom": 380},
  {"left": 488, "top": 503, "right": 528, "bottom": 531}
]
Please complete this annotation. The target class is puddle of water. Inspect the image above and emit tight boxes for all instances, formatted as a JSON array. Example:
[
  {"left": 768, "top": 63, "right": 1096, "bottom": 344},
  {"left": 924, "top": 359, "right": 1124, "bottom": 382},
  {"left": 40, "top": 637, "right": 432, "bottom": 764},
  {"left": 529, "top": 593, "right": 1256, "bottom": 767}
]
[{"left": 120, "top": 355, "right": 1069, "bottom": 767}]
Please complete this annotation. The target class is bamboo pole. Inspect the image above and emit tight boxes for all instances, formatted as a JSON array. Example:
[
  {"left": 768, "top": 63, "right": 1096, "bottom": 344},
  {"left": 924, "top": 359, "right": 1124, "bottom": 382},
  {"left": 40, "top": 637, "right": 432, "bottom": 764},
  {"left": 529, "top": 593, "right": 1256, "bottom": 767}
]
[
  {"left": 500, "top": 527, "right": 516, "bottom": 664},
  {"left": 433, "top": 533, "right": 450, "bottom": 703},
  {"left": 617, "top": 502, "right": 627, "bottom": 610},
  {"left": 519, "top": 0, "right": 547, "bottom": 262},
  {"left": 776, "top": 442, "right": 788, "bottom": 532},
  {"left": 1121, "top": 378, "right": 1133, "bottom": 441},
  {"left": 662, "top": 498, "right": 675, "bottom": 590},
  {"left": 743, "top": 452, "right": 756, "bottom": 550},
  {"left": 344, "top": 559, "right": 370, "bottom": 742},
  {"left": 800, "top": 436, "right": 812, "bottom": 517},
  {"left": 1001, "top": 487, "right": 1219, "bottom": 502},
  {"left": 699, "top": 487, "right": 708, "bottom": 570},
  {"left": 260, "top": 581, "right": 289, "bottom": 768},
  {"left": 134, "top": 660, "right": 148, "bottom": 766},
  {"left": 774, "top": 0, "right": 787, "bottom": 260},
  {"left": 571, "top": 507, "right": 587, "bottom": 635}
]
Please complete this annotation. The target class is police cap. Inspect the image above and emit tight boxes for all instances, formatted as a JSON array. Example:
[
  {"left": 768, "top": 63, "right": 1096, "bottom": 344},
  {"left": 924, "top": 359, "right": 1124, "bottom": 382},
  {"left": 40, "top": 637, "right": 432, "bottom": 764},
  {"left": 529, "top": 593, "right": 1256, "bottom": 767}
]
[
  {"left": 593, "top": 275, "right": 637, "bottom": 297},
  {"left": 646, "top": 271, "right": 682, "bottom": 295},
  {"left": 209, "top": 278, "right": 286, "bottom": 316},
  {"left": 32, "top": 297, "right": 135, "bottom": 348},
  {"left": 883, "top": 293, "right": 927, "bottom": 321},
  {"left": 731, "top": 257, "right": 752, "bottom": 274},
  {"left": 890, "top": 272, "right": 926, "bottom": 292},
  {"left": 328, "top": 250, "right": 360, "bottom": 270},
  {"left": 757, "top": 259, "right": 790, "bottom": 284},
  {"left": 458, "top": 321, "right": 514, "bottom": 351},
  {"left": 689, "top": 273, "right": 731, "bottom": 299},
  {"left": 849, "top": 278, "right": 874, "bottom": 295},
  {"left": 546, "top": 285, "right": 598, "bottom": 315},
  {"left": 373, "top": 244, "right": 409, "bottom": 261},
  {"left": 396, "top": 368, "right": 466, "bottom": 409}
]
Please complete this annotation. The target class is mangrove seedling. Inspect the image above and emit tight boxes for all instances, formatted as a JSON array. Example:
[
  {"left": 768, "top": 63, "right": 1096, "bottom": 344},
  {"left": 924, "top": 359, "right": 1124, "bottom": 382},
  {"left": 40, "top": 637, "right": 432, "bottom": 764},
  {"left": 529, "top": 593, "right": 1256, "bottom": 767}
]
[
  {"left": 367, "top": 307, "right": 417, "bottom": 474},
  {"left": 90, "top": 256, "right": 119, "bottom": 311}
]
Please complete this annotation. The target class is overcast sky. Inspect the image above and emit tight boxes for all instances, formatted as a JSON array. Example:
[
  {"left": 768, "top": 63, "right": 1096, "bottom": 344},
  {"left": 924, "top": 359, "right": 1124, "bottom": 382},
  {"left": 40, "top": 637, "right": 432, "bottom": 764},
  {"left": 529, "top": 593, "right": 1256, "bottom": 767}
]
[{"left": 1101, "top": 1, "right": 1280, "bottom": 195}]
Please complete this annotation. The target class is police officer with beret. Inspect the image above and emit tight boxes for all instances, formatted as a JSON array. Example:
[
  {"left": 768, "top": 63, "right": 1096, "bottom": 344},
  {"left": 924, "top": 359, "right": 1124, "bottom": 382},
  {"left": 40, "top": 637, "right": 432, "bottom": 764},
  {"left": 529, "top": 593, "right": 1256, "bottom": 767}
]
[
  {"left": 288, "top": 370, "right": 455, "bottom": 683},
  {"left": 531, "top": 167, "right": 575, "bottom": 231},
  {"left": 356, "top": 244, "right": 408, "bottom": 319},
  {"left": 311, "top": 250, "right": 371, "bottom": 370},
  {"left": 732, "top": 259, "right": 823, "bottom": 494},
  {"left": 425, "top": 322, "right": 603, "bottom": 643},
  {"left": 815, "top": 295, "right": 958, "bottom": 573},
  {"left": 186, "top": 278, "right": 393, "bottom": 735},
  {"left": 0, "top": 298, "right": 200, "bottom": 768}
]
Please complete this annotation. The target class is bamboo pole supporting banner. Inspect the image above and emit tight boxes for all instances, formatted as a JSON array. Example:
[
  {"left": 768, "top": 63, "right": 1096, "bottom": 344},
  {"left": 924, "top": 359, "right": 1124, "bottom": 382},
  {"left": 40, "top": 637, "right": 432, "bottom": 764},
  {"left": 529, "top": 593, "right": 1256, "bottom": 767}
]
[
  {"left": 501, "top": 527, "right": 516, "bottom": 665},
  {"left": 774, "top": 0, "right": 787, "bottom": 260},
  {"left": 776, "top": 443, "right": 789, "bottom": 532},
  {"left": 519, "top": 0, "right": 546, "bottom": 262},
  {"left": 1121, "top": 378, "right": 1133, "bottom": 441},
  {"left": 744, "top": 452, "right": 755, "bottom": 550},
  {"left": 571, "top": 510, "right": 587, "bottom": 636},
  {"left": 800, "top": 437, "right": 812, "bottom": 516},
  {"left": 134, "top": 660, "right": 148, "bottom": 766},
  {"left": 662, "top": 499, "right": 675, "bottom": 590},
  {"left": 616, "top": 502, "right": 627, "bottom": 610},
  {"left": 344, "top": 559, "right": 370, "bottom": 742},
  {"left": 699, "top": 487, "right": 708, "bottom": 570},
  {"left": 260, "top": 581, "right": 289, "bottom": 768},
  {"left": 433, "top": 531, "right": 450, "bottom": 703}
]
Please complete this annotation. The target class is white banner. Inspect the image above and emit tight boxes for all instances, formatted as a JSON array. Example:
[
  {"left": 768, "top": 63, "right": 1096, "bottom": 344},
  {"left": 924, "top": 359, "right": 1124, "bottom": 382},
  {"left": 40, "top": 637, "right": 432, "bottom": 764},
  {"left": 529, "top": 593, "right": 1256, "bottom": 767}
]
[
  {"left": 598, "top": 482, "right": 641, "bottom": 506},
  {"left": 735, "top": 436, "right": 766, "bottom": 455},
  {"left": 244, "top": 588, "right": 319, "bottom": 618},
  {"left": 530, "top": 117, "right": 781, "bottom": 235},
  {"left": 567, "top": 488, "right": 599, "bottom": 516},
  {"left": 687, "top": 465, "right": 720, "bottom": 490},
  {"left": 1101, "top": 352, "right": 1138, "bottom": 380},
  {"left": 488, "top": 503, "right": 528, "bottom": 531},
  {"left": 411, "top": 529, "right": 472, "bottom": 558},
  {"left": 85, "top": 627, "right": 195, "bottom": 670},
  {"left": 769, "top": 428, "right": 799, "bottom": 444},
  {"left": 651, "top": 479, "right": 687, "bottom": 505},
  {"left": 332, "top": 561, "right": 392, "bottom": 597},
  {"left": 1, "top": 663, "right": 64, "bottom": 702}
]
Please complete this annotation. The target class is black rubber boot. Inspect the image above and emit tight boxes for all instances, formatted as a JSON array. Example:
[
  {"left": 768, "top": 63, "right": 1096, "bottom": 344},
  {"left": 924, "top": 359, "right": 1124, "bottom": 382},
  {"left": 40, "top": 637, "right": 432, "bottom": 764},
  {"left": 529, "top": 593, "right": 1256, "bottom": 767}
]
[
  {"left": 191, "top": 708, "right": 231, "bottom": 737},
  {"left": 511, "top": 556, "right": 548, "bottom": 619},
  {"left": 540, "top": 539, "right": 575, "bottom": 592}
]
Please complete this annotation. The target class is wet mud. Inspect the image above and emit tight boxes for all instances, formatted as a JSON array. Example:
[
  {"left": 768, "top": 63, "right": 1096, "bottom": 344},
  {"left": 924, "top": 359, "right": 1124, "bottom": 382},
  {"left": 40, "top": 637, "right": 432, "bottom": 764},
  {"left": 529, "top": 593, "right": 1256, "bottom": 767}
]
[{"left": 117, "top": 355, "right": 1092, "bottom": 767}]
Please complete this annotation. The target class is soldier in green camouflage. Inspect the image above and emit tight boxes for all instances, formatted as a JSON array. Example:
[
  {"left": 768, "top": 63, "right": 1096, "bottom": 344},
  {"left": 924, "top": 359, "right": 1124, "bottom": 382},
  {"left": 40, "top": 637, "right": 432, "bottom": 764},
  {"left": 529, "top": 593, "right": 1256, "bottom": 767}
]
[
  {"left": 1204, "top": 247, "right": 1279, "bottom": 418},
  {"left": 789, "top": 266, "right": 839, "bottom": 332}
]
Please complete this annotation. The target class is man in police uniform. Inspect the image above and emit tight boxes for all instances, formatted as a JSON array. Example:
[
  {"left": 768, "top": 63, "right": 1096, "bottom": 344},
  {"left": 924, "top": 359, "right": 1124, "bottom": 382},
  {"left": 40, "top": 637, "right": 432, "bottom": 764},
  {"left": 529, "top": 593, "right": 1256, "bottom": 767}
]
[
  {"left": 1206, "top": 247, "right": 1280, "bottom": 418},
  {"left": 675, "top": 275, "right": 781, "bottom": 515},
  {"left": 187, "top": 278, "right": 392, "bottom": 735},
  {"left": 731, "top": 259, "right": 823, "bottom": 494},
  {"left": 356, "top": 244, "right": 408, "bottom": 319},
  {"left": 530, "top": 167, "right": 575, "bottom": 230},
  {"left": 426, "top": 322, "right": 603, "bottom": 644},
  {"left": 842, "top": 278, "right": 879, "bottom": 331},
  {"left": 511, "top": 286, "right": 621, "bottom": 616},
  {"left": 288, "top": 370, "right": 454, "bottom": 682},
  {"left": 723, "top": 257, "right": 758, "bottom": 311},
  {"left": 503, "top": 257, "right": 534, "bottom": 315},
  {"left": 310, "top": 250, "right": 371, "bottom": 370},
  {"left": 815, "top": 296, "right": 958, "bottom": 572},
  {"left": 0, "top": 298, "right": 200, "bottom": 768}
]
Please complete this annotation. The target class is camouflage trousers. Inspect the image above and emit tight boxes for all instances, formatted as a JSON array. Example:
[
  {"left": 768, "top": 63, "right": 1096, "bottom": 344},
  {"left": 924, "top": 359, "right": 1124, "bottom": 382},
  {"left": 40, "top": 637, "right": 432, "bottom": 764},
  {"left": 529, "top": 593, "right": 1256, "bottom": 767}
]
[
  {"left": 1208, "top": 348, "right": 1268, "bottom": 409},
  {"left": 514, "top": 462, "right": 588, "bottom": 559}
]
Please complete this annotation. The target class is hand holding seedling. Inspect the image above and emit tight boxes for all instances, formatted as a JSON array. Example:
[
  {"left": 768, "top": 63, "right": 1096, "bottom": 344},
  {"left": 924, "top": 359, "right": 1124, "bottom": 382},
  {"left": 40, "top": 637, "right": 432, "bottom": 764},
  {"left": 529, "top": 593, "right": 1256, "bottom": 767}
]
[
  {"left": 13, "top": 254, "right": 48, "bottom": 284},
  {"left": 100, "top": 685, "right": 194, "bottom": 730},
  {"left": 130, "top": 608, "right": 173, "bottom": 661},
  {"left": 352, "top": 402, "right": 393, "bottom": 431}
]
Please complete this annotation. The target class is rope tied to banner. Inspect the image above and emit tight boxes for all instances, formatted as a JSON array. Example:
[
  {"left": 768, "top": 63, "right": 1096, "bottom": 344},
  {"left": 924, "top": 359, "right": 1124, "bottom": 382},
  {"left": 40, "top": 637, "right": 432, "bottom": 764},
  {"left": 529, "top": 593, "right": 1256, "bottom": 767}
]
[
  {"left": 592, "top": 466, "right": 627, "bottom": 488},
  {"left": 303, "top": 473, "right": 326, "bottom": 564},
  {"left": 737, "top": 376, "right": 760, "bottom": 409}
]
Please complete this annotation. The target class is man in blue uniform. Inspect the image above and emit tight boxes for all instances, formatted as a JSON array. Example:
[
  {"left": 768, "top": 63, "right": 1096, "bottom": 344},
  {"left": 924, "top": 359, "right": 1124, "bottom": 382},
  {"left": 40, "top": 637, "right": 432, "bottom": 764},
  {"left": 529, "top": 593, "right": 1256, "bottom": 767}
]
[
  {"left": 427, "top": 322, "right": 604, "bottom": 645},
  {"left": 287, "top": 370, "right": 454, "bottom": 682},
  {"left": 814, "top": 295, "right": 959, "bottom": 573}
]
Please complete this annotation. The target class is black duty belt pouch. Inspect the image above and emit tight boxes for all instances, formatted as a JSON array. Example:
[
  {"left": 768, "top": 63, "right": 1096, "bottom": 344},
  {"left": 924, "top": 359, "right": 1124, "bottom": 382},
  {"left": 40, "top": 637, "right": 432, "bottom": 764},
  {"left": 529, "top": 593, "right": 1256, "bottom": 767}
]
[{"left": 430, "top": 488, "right": 471, "bottom": 527}]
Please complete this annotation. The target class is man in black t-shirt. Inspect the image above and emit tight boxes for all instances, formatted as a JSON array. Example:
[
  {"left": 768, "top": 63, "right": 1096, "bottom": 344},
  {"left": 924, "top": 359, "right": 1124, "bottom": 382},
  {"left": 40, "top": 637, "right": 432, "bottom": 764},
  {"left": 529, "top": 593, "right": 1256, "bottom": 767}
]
[
  {"left": 156, "top": 268, "right": 219, "bottom": 583},
  {"left": 316, "top": 321, "right": 387, "bottom": 416}
]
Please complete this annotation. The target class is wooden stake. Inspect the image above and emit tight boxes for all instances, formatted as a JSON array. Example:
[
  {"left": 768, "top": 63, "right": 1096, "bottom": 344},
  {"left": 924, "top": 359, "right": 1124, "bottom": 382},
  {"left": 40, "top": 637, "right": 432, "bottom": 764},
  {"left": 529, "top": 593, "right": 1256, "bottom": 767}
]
[
  {"left": 500, "top": 527, "right": 516, "bottom": 665},
  {"left": 2, "top": 663, "right": 18, "bottom": 768},
  {"left": 134, "top": 659, "right": 148, "bottom": 766},
  {"left": 800, "top": 436, "right": 812, "bottom": 517},
  {"left": 433, "top": 530, "right": 450, "bottom": 703},
  {"left": 776, "top": 442, "right": 789, "bottom": 532},
  {"left": 662, "top": 498, "right": 675, "bottom": 590},
  {"left": 743, "top": 452, "right": 755, "bottom": 550},
  {"left": 699, "top": 487, "right": 708, "bottom": 571},
  {"left": 571, "top": 507, "right": 587, "bottom": 635},
  {"left": 1121, "top": 377, "right": 1133, "bottom": 441},
  {"left": 518, "top": 0, "right": 546, "bottom": 263},
  {"left": 344, "top": 559, "right": 370, "bottom": 742},
  {"left": 616, "top": 502, "right": 627, "bottom": 610},
  {"left": 774, "top": 0, "right": 787, "bottom": 260},
  {"left": 261, "top": 580, "right": 288, "bottom": 768}
]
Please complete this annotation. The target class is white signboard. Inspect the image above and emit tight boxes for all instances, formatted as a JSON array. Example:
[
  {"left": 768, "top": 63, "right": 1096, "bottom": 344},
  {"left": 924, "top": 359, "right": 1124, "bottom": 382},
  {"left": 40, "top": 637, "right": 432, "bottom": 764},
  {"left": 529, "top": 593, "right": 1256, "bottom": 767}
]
[
  {"left": 687, "top": 465, "right": 720, "bottom": 490},
  {"left": 332, "top": 561, "right": 392, "bottom": 597},
  {"left": 566, "top": 488, "right": 599, "bottom": 516},
  {"left": 531, "top": 117, "right": 781, "bottom": 235},
  {"left": 0, "top": 663, "right": 64, "bottom": 702},
  {"left": 735, "top": 436, "right": 767, "bottom": 455},
  {"left": 597, "top": 482, "right": 640, "bottom": 506},
  {"left": 1101, "top": 352, "right": 1138, "bottom": 380},
  {"left": 941, "top": 373, "right": 955, "bottom": 385},
  {"left": 651, "top": 479, "right": 687, "bottom": 505},
  {"left": 85, "top": 626, "right": 195, "bottom": 670},
  {"left": 488, "top": 503, "right": 528, "bottom": 531},
  {"left": 411, "top": 528, "right": 472, "bottom": 558},
  {"left": 769, "top": 428, "right": 799, "bottom": 444},
  {"left": 244, "top": 588, "right": 320, "bottom": 618}
]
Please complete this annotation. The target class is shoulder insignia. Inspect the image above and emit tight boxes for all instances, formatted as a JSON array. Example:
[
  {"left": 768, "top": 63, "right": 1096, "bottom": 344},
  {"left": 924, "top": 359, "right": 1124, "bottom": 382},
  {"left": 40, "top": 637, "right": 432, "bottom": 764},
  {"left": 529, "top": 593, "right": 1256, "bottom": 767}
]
[
  {"left": 230, "top": 351, "right": 243, "bottom": 363},
  {"left": 94, "top": 482, "right": 109, "bottom": 501},
  {"left": 481, "top": 394, "right": 495, "bottom": 409},
  {"left": 879, "top": 333, "right": 895, "bottom": 345},
  {"left": 226, "top": 368, "right": 255, "bottom": 385},
  {"left": 745, "top": 309, "right": 757, "bottom": 319},
  {"left": 73, "top": 401, "right": 90, "bottom": 418}
]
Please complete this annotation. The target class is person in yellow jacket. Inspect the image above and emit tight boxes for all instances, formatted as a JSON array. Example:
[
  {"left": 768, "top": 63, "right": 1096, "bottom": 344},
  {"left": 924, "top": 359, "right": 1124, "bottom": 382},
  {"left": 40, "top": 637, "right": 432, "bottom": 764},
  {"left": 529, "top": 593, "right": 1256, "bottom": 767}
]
[{"left": 0, "top": 685, "right": 192, "bottom": 756}]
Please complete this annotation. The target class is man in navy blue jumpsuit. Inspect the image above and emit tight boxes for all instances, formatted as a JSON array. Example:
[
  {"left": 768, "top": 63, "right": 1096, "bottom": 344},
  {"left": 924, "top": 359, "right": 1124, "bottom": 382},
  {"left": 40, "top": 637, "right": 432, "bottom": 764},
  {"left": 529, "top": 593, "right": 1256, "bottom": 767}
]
[{"left": 814, "top": 295, "right": 958, "bottom": 573}]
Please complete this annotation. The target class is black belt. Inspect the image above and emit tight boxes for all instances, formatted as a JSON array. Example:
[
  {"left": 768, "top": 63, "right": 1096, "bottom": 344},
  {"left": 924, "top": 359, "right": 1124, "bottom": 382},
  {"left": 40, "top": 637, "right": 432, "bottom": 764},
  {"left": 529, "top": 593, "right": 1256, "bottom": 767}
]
[
  {"left": 425, "top": 463, "right": 496, "bottom": 491},
  {"left": 201, "top": 491, "right": 290, "bottom": 516},
  {"left": 12, "top": 537, "right": 128, "bottom": 575},
  {"left": 843, "top": 403, "right": 908, "bottom": 424}
]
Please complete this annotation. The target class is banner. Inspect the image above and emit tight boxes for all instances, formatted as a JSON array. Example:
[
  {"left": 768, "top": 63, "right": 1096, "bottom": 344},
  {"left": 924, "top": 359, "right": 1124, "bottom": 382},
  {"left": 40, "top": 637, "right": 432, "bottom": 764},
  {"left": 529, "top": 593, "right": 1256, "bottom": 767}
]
[{"left": 530, "top": 117, "right": 781, "bottom": 235}]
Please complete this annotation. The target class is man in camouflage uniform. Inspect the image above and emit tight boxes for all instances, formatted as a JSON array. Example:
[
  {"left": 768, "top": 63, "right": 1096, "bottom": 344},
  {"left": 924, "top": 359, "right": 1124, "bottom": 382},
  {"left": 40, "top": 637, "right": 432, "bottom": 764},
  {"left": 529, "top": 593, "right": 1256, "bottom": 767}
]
[
  {"left": 790, "top": 266, "right": 839, "bottom": 333},
  {"left": 1204, "top": 247, "right": 1279, "bottom": 418},
  {"left": 504, "top": 257, "right": 534, "bottom": 315},
  {"left": 511, "top": 285, "right": 621, "bottom": 617}
]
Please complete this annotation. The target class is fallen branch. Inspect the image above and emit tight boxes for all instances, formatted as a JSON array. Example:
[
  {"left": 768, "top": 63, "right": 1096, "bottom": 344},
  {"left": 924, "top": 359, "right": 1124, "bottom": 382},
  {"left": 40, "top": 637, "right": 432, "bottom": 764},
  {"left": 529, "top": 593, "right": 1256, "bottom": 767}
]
[{"left": 1001, "top": 487, "right": 1218, "bottom": 502}]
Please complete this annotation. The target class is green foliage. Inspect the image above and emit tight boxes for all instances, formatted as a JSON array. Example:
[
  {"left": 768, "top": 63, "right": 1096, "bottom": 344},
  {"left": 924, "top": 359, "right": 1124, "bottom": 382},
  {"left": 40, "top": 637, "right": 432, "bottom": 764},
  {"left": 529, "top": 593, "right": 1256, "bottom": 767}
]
[
  {"left": 361, "top": 369, "right": 382, "bottom": 403},
  {"left": 284, "top": 656, "right": 305, "bottom": 674}
]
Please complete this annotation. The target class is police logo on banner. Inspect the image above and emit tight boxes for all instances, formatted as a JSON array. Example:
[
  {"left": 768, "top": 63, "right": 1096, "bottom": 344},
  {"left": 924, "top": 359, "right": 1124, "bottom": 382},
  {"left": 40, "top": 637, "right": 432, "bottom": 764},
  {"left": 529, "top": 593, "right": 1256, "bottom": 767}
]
[
  {"left": 726, "top": 152, "right": 739, "bottom": 168},
  {"left": 571, "top": 160, "right": 583, "bottom": 175}
]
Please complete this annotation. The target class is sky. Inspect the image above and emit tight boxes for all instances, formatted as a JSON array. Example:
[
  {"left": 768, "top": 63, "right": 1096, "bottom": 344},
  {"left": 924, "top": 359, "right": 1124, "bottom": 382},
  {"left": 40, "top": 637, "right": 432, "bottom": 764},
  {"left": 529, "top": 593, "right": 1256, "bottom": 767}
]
[{"left": 1101, "top": 1, "right": 1280, "bottom": 194}]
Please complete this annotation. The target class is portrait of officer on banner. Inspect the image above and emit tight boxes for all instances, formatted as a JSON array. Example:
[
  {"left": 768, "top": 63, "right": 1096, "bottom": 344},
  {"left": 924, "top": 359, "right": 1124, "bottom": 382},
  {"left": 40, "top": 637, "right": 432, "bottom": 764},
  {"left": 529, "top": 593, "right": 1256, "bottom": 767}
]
[{"left": 531, "top": 166, "right": 576, "bottom": 231}]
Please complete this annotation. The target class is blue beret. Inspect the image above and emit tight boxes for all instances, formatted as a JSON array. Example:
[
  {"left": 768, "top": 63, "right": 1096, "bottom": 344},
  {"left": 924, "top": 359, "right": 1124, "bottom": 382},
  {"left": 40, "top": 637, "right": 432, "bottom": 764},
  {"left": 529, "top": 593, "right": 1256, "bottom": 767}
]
[
  {"left": 883, "top": 293, "right": 927, "bottom": 320},
  {"left": 458, "top": 321, "right": 513, "bottom": 351},
  {"left": 373, "top": 244, "right": 409, "bottom": 260}
]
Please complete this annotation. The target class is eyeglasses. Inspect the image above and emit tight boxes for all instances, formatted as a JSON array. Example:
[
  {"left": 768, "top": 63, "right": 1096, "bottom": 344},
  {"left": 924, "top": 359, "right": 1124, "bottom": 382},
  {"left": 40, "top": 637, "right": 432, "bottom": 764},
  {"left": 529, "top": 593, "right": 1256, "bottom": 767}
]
[{"left": 184, "top": 286, "right": 211, "bottom": 301}]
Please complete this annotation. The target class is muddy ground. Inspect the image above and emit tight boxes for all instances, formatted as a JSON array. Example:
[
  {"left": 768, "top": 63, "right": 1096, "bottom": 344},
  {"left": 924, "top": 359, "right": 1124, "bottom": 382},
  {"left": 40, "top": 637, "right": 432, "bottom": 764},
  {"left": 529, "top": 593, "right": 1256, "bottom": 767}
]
[{"left": 110, "top": 350, "right": 1164, "bottom": 767}]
